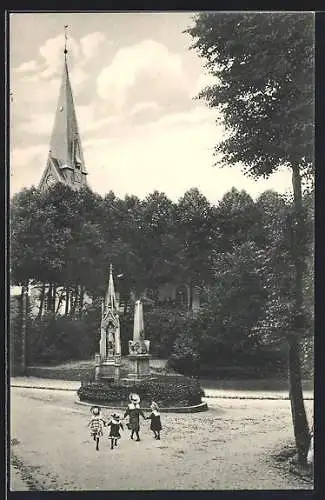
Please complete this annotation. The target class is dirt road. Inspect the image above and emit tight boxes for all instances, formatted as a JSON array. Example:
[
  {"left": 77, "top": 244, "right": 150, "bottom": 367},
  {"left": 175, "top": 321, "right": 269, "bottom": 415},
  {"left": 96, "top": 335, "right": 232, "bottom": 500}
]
[{"left": 10, "top": 387, "right": 313, "bottom": 490}]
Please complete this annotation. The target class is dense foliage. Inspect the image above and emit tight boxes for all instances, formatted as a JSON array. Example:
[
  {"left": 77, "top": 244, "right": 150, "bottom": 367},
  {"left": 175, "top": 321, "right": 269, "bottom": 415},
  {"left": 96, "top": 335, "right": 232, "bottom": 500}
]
[
  {"left": 10, "top": 184, "right": 313, "bottom": 378},
  {"left": 77, "top": 375, "right": 205, "bottom": 408}
]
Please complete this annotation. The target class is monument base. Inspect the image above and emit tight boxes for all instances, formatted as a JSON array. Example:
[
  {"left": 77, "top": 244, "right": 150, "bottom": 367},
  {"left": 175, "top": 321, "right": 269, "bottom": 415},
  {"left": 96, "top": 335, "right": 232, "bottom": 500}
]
[
  {"left": 121, "top": 354, "right": 151, "bottom": 383},
  {"left": 96, "top": 359, "right": 115, "bottom": 381}
]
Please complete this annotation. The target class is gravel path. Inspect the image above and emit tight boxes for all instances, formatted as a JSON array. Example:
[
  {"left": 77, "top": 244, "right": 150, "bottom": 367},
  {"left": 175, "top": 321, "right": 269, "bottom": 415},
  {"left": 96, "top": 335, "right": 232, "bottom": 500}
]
[
  {"left": 10, "top": 467, "right": 29, "bottom": 491},
  {"left": 10, "top": 387, "right": 313, "bottom": 491}
]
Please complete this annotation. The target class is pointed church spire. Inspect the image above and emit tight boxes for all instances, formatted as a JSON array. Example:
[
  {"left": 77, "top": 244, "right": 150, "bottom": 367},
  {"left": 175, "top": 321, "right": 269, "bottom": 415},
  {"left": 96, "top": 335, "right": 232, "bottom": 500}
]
[{"left": 39, "top": 26, "right": 88, "bottom": 191}]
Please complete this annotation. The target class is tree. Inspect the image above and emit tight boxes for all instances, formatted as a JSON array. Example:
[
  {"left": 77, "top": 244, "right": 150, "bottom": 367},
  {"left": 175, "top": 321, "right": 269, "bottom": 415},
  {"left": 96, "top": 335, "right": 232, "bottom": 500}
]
[
  {"left": 186, "top": 12, "right": 314, "bottom": 462},
  {"left": 197, "top": 241, "right": 269, "bottom": 365},
  {"left": 216, "top": 188, "right": 263, "bottom": 251},
  {"left": 176, "top": 188, "right": 216, "bottom": 307},
  {"left": 135, "top": 191, "right": 178, "bottom": 287}
]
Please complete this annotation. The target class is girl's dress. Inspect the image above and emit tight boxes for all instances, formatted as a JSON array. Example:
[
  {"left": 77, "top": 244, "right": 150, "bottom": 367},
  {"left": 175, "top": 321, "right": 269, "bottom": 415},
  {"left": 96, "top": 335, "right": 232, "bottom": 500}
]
[
  {"left": 89, "top": 416, "right": 105, "bottom": 438},
  {"left": 106, "top": 419, "right": 124, "bottom": 439},
  {"left": 124, "top": 403, "right": 145, "bottom": 432},
  {"left": 148, "top": 410, "right": 162, "bottom": 432}
]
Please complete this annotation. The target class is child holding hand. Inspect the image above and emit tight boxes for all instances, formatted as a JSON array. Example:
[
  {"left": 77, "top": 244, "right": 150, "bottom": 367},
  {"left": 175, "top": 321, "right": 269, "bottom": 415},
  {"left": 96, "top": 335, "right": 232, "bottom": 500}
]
[
  {"left": 88, "top": 406, "right": 106, "bottom": 451},
  {"left": 146, "top": 402, "right": 162, "bottom": 440},
  {"left": 106, "top": 413, "right": 124, "bottom": 449}
]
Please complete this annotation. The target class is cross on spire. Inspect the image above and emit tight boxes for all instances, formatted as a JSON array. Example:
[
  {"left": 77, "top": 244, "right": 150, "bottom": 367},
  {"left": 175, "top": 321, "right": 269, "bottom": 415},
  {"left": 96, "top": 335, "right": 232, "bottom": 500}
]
[{"left": 64, "top": 25, "right": 69, "bottom": 55}]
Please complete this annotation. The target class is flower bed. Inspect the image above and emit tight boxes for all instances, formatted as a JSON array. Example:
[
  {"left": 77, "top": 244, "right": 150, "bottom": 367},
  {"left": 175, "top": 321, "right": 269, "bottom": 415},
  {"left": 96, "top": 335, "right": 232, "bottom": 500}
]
[{"left": 77, "top": 375, "right": 205, "bottom": 408}]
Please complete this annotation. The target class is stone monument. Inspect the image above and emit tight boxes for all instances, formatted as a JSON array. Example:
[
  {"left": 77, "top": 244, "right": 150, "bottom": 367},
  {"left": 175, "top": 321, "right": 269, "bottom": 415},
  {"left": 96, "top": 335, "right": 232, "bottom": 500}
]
[
  {"left": 95, "top": 264, "right": 121, "bottom": 382},
  {"left": 127, "top": 300, "right": 151, "bottom": 381}
]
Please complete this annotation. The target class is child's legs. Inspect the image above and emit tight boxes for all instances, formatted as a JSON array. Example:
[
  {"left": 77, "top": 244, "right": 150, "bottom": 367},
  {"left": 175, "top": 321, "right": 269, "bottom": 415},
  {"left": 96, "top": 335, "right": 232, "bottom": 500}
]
[{"left": 135, "top": 431, "right": 140, "bottom": 441}]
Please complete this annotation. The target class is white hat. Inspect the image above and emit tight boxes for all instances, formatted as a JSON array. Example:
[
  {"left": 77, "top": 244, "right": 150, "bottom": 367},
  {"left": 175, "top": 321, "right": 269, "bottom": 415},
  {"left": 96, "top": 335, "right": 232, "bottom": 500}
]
[{"left": 129, "top": 393, "right": 140, "bottom": 404}]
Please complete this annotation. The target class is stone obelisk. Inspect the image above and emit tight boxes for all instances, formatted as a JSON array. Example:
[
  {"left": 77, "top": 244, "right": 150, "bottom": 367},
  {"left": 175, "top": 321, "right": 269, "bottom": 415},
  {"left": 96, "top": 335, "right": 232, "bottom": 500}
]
[{"left": 126, "top": 300, "right": 151, "bottom": 381}]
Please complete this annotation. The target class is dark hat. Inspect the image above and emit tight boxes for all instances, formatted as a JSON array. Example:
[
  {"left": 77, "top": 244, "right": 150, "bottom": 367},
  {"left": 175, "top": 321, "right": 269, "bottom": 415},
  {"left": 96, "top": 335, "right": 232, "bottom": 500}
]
[{"left": 90, "top": 406, "right": 101, "bottom": 415}]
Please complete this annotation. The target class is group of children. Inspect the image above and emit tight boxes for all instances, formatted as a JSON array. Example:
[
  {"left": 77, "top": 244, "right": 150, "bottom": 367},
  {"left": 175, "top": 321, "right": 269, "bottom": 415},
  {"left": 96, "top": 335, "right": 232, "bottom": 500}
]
[{"left": 88, "top": 393, "right": 162, "bottom": 450}]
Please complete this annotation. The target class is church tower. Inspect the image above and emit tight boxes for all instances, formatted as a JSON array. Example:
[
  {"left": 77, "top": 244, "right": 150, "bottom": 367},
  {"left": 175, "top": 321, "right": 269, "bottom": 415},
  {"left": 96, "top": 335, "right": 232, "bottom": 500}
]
[{"left": 39, "top": 27, "right": 88, "bottom": 191}]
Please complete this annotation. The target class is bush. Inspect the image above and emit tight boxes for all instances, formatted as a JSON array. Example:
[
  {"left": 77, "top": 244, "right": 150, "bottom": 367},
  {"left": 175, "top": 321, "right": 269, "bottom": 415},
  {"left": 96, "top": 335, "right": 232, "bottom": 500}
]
[
  {"left": 168, "top": 330, "right": 201, "bottom": 376},
  {"left": 27, "top": 312, "right": 98, "bottom": 365},
  {"left": 119, "top": 307, "right": 192, "bottom": 358},
  {"left": 77, "top": 375, "right": 205, "bottom": 407}
]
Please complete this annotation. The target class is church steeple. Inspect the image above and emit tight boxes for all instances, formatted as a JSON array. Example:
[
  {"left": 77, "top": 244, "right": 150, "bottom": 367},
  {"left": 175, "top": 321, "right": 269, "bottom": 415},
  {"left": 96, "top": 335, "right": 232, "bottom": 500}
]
[{"left": 39, "top": 26, "right": 88, "bottom": 191}]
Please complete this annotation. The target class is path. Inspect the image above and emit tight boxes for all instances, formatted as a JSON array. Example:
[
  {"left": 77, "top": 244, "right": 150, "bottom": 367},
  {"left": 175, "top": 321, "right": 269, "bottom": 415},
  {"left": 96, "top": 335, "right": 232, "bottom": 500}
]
[
  {"left": 10, "top": 376, "right": 314, "bottom": 400},
  {"left": 9, "top": 386, "right": 313, "bottom": 490}
]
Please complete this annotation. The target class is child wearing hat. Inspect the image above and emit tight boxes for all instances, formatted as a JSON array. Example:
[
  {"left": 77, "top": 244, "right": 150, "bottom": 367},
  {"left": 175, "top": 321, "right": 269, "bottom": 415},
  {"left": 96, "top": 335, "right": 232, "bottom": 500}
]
[
  {"left": 88, "top": 406, "right": 106, "bottom": 451},
  {"left": 146, "top": 402, "right": 162, "bottom": 440},
  {"left": 123, "top": 393, "right": 146, "bottom": 441},
  {"left": 106, "top": 413, "right": 124, "bottom": 449}
]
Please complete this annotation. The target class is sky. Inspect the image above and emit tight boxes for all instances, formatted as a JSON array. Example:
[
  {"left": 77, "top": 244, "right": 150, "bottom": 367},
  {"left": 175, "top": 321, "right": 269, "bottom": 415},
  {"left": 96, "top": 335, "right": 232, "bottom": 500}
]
[{"left": 9, "top": 12, "right": 293, "bottom": 204}]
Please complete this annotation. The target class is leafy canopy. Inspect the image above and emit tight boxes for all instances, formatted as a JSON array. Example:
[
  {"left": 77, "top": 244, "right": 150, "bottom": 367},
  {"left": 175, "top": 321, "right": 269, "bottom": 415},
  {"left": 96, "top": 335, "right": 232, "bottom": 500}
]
[{"left": 186, "top": 12, "right": 314, "bottom": 178}]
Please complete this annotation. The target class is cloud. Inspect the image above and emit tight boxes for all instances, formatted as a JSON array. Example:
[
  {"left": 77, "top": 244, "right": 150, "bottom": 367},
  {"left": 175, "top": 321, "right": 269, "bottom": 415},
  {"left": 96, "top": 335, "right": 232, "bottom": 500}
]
[
  {"left": 11, "top": 144, "right": 45, "bottom": 169},
  {"left": 131, "top": 101, "right": 162, "bottom": 116},
  {"left": 97, "top": 39, "right": 190, "bottom": 111},
  {"left": 13, "top": 31, "right": 106, "bottom": 83},
  {"left": 11, "top": 76, "right": 61, "bottom": 106},
  {"left": 129, "top": 100, "right": 163, "bottom": 124},
  {"left": 10, "top": 144, "right": 47, "bottom": 193},
  {"left": 38, "top": 33, "right": 80, "bottom": 78},
  {"left": 82, "top": 105, "right": 292, "bottom": 202},
  {"left": 11, "top": 105, "right": 292, "bottom": 203},
  {"left": 80, "top": 32, "right": 106, "bottom": 60},
  {"left": 18, "top": 113, "right": 53, "bottom": 136},
  {"left": 190, "top": 71, "right": 220, "bottom": 99},
  {"left": 155, "top": 105, "right": 216, "bottom": 127},
  {"left": 70, "top": 66, "right": 88, "bottom": 87},
  {"left": 15, "top": 60, "right": 39, "bottom": 73}
]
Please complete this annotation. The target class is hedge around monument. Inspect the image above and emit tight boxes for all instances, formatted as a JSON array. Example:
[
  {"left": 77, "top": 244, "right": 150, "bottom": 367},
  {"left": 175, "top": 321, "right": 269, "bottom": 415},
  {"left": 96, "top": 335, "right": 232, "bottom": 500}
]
[{"left": 77, "top": 375, "right": 205, "bottom": 408}]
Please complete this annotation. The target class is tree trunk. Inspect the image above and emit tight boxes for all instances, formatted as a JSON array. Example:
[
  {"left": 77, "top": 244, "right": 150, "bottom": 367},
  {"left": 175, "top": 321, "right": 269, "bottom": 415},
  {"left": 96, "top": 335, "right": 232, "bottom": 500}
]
[
  {"left": 46, "top": 283, "right": 53, "bottom": 313},
  {"left": 20, "top": 282, "right": 28, "bottom": 375},
  {"left": 69, "top": 287, "right": 75, "bottom": 315},
  {"left": 52, "top": 284, "right": 57, "bottom": 313},
  {"left": 79, "top": 285, "right": 84, "bottom": 314},
  {"left": 289, "top": 164, "right": 311, "bottom": 464},
  {"left": 37, "top": 283, "right": 46, "bottom": 319},
  {"left": 65, "top": 287, "right": 70, "bottom": 316},
  {"left": 70, "top": 285, "right": 79, "bottom": 316},
  {"left": 55, "top": 289, "right": 64, "bottom": 316},
  {"left": 288, "top": 336, "right": 310, "bottom": 463}
]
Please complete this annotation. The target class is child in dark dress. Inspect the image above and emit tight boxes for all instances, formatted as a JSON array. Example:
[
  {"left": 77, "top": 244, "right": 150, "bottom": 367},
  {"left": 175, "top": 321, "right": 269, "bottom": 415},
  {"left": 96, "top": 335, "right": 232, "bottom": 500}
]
[
  {"left": 106, "top": 413, "right": 124, "bottom": 449},
  {"left": 146, "top": 402, "right": 162, "bottom": 440},
  {"left": 123, "top": 393, "right": 146, "bottom": 441}
]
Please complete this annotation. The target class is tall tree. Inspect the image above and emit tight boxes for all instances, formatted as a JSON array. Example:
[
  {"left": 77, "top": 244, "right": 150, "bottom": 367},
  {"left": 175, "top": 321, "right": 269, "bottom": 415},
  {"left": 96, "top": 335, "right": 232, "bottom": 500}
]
[
  {"left": 176, "top": 188, "right": 216, "bottom": 298},
  {"left": 140, "top": 191, "right": 179, "bottom": 287},
  {"left": 186, "top": 12, "right": 314, "bottom": 462},
  {"left": 216, "top": 188, "right": 263, "bottom": 251}
]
